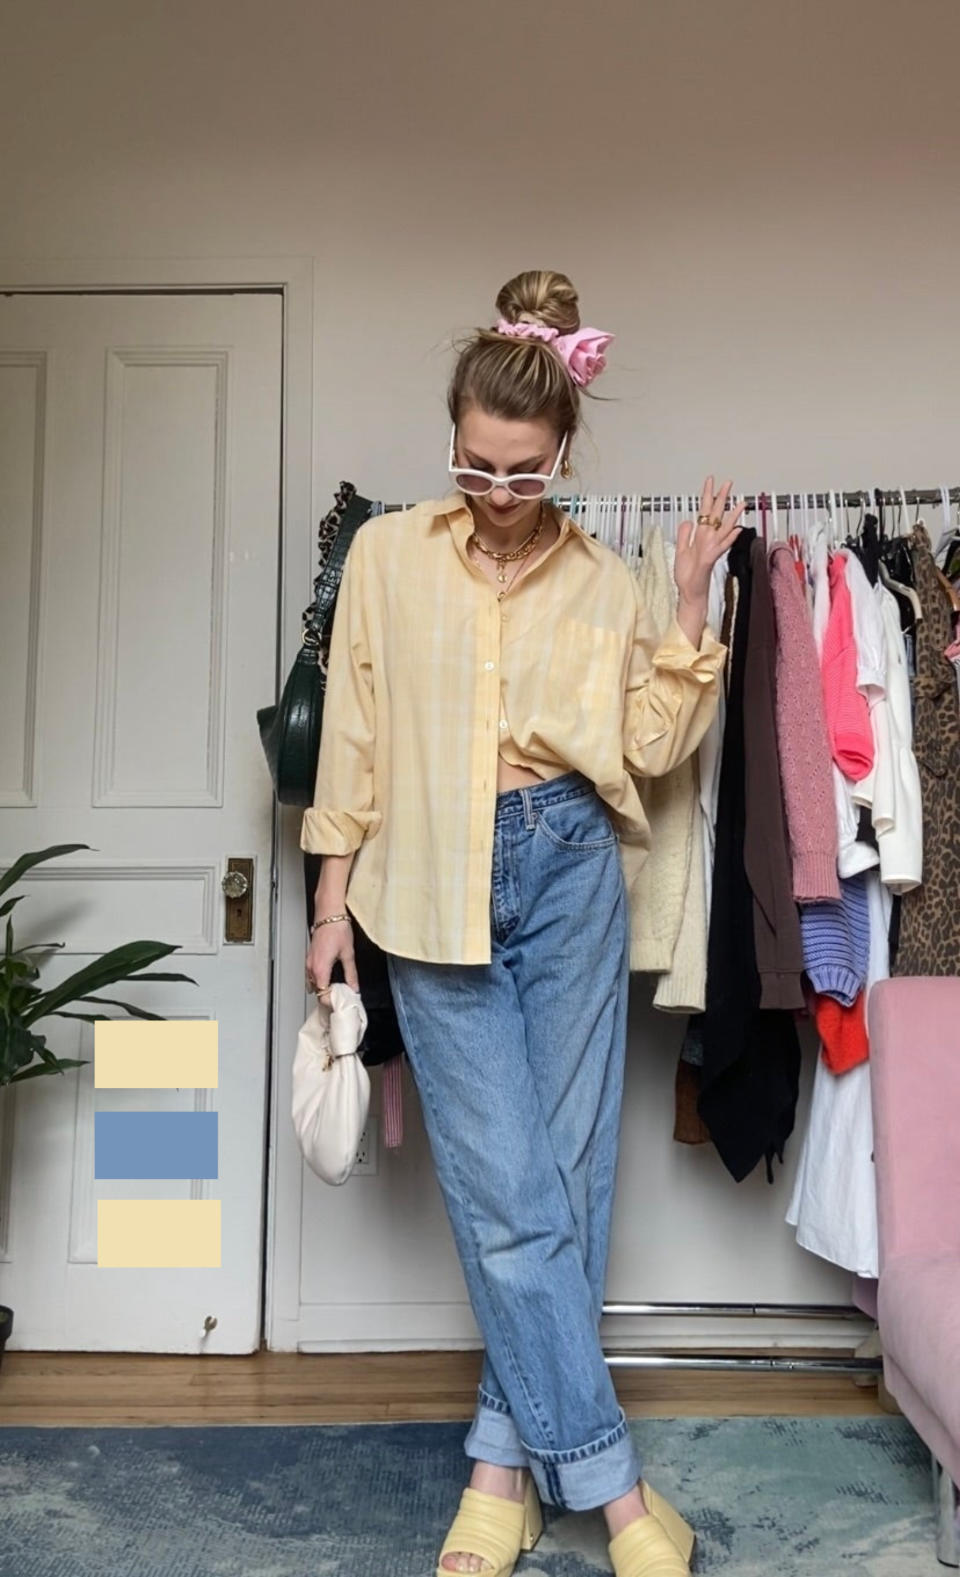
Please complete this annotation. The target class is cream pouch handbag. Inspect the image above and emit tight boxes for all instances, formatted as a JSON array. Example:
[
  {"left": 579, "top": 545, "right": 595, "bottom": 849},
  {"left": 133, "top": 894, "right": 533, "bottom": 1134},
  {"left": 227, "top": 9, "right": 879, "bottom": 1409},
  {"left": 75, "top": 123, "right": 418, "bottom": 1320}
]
[{"left": 291, "top": 981, "right": 370, "bottom": 1186}]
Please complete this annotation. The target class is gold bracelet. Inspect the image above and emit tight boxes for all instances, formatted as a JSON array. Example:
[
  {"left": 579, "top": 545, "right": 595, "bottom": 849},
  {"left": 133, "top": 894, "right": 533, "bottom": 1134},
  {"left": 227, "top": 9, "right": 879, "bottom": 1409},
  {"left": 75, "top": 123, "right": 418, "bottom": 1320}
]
[{"left": 310, "top": 912, "right": 351, "bottom": 935}]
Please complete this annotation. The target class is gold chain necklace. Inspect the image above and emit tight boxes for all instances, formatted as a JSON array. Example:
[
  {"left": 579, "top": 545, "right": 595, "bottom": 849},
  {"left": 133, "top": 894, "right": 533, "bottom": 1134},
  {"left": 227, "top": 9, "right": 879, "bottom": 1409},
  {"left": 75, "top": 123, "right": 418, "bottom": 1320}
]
[{"left": 469, "top": 501, "right": 545, "bottom": 586}]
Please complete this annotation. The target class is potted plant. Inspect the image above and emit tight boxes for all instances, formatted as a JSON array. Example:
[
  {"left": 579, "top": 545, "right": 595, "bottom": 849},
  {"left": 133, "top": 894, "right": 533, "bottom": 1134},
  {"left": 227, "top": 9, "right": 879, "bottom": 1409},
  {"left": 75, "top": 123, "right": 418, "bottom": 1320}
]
[{"left": 0, "top": 844, "right": 197, "bottom": 1367}]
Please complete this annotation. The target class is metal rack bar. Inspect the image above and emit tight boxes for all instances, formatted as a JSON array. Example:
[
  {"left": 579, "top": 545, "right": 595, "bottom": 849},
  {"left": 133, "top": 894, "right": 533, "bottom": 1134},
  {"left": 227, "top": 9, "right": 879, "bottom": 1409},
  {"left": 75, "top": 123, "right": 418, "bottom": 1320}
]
[
  {"left": 603, "top": 1302, "right": 866, "bottom": 1319},
  {"left": 599, "top": 1300, "right": 881, "bottom": 1375},
  {"left": 604, "top": 1354, "right": 880, "bottom": 1375},
  {"left": 384, "top": 484, "right": 960, "bottom": 515}
]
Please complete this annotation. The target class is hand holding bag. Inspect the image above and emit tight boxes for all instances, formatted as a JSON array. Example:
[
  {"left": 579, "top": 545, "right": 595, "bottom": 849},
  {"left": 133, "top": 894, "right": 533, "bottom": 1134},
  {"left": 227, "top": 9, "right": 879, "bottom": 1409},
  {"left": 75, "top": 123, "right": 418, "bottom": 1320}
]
[{"left": 291, "top": 981, "right": 370, "bottom": 1186}]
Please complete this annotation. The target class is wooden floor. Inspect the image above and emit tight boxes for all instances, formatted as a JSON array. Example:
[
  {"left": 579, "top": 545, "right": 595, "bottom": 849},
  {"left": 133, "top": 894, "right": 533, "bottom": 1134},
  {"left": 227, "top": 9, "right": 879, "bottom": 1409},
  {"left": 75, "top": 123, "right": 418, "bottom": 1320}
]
[{"left": 0, "top": 1348, "right": 887, "bottom": 1426}]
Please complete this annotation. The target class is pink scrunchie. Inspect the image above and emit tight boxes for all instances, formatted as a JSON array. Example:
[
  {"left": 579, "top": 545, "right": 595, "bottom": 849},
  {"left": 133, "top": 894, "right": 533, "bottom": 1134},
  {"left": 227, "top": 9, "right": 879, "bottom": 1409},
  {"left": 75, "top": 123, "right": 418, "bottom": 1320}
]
[{"left": 495, "top": 317, "right": 614, "bottom": 387}]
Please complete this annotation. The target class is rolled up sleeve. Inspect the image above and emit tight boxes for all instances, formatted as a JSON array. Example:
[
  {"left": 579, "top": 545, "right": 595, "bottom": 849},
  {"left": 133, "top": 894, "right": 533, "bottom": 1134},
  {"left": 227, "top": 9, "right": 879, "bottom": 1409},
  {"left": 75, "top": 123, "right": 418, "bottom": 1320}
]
[
  {"left": 299, "top": 528, "right": 383, "bottom": 856},
  {"left": 622, "top": 581, "right": 727, "bottom": 778}
]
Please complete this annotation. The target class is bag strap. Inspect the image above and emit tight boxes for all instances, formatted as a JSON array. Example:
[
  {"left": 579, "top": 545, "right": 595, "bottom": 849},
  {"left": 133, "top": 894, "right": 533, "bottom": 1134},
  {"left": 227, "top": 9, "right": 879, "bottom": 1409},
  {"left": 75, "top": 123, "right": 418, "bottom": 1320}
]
[{"left": 300, "top": 483, "right": 376, "bottom": 652}]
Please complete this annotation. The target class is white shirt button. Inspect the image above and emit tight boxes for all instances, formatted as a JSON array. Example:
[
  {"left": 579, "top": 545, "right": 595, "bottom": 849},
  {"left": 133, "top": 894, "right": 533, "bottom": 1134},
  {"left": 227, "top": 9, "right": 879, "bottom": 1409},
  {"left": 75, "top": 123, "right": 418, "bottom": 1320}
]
[
  {"left": 499, "top": 719, "right": 508, "bottom": 730},
  {"left": 483, "top": 660, "right": 495, "bottom": 670}
]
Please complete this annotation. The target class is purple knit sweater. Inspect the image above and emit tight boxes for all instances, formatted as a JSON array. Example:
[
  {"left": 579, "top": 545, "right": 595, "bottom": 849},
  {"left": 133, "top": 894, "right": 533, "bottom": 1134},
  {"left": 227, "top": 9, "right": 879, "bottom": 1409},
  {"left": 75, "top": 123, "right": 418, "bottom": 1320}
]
[{"left": 768, "top": 542, "right": 841, "bottom": 902}]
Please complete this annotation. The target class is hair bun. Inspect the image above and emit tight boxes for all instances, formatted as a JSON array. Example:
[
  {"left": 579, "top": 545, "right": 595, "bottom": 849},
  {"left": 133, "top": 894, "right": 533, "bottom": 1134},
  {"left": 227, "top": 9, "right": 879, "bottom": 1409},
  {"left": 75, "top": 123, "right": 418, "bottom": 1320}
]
[{"left": 495, "top": 270, "right": 580, "bottom": 336}]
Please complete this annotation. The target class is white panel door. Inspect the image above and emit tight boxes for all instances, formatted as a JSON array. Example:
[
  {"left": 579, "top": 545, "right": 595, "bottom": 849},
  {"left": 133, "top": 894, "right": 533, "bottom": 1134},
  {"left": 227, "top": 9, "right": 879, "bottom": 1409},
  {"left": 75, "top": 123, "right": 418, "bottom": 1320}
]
[{"left": 0, "top": 291, "right": 281, "bottom": 1352}]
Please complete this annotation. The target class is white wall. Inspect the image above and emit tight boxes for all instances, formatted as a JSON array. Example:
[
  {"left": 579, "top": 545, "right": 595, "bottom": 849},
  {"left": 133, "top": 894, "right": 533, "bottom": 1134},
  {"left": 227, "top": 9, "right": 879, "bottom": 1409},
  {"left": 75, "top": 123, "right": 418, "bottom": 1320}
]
[{"left": 3, "top": 0, "right": 957, "bottom": 1347}]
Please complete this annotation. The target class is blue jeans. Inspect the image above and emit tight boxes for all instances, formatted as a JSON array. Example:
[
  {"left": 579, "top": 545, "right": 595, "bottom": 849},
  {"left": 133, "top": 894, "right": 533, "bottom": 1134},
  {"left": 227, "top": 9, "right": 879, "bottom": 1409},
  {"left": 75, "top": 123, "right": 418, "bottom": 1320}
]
[{"left": 386, "top": 769, "right": 642, "bottom": 1512}]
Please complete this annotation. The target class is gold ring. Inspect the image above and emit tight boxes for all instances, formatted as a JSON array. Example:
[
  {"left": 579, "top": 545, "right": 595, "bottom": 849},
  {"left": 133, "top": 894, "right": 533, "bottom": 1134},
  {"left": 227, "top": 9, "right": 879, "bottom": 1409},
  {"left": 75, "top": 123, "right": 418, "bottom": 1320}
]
[{"left": 696, "top": 513, "right": 712, "bottom": 525}]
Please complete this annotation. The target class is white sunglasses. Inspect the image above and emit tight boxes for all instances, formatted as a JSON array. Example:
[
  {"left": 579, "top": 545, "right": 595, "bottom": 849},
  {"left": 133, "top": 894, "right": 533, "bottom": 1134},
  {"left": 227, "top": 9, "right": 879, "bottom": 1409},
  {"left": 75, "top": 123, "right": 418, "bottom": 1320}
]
[{"left": 448, "top": 424, "right": 568, "bottom": 500}]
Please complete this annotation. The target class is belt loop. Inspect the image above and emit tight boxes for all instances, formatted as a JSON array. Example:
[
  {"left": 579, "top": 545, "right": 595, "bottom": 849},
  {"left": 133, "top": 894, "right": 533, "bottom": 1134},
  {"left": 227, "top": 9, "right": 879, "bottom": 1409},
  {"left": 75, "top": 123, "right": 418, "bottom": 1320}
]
[{"left": 520, "top": 785, "right": 536, "bottom": 829}]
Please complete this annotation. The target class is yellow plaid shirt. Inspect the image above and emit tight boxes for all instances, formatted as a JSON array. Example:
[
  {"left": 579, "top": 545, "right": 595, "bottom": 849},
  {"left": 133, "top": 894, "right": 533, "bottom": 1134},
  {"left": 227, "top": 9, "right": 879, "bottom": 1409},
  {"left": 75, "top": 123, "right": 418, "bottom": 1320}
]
[{"left": 300, "top": 493, "right": 727, "bottom": 963}]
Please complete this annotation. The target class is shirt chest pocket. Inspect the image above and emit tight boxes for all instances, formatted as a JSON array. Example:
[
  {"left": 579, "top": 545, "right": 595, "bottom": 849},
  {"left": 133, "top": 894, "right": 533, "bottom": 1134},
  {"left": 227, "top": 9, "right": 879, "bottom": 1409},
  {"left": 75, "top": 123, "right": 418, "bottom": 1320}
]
[{"left": 543, "top": 616, "right": 624, "bottom": 728}]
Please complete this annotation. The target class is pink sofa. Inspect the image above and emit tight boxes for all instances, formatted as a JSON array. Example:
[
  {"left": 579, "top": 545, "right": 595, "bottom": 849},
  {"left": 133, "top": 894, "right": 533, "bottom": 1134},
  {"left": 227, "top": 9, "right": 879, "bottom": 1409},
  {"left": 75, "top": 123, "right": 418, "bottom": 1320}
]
[{"left": 868, "top": 976, "right": 960, "bottom": 1566}]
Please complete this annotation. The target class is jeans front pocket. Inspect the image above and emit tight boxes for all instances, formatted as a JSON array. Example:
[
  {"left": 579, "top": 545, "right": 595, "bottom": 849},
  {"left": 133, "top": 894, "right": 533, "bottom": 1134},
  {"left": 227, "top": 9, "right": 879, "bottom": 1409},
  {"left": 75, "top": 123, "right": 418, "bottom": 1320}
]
[{"left": 534, "top": 794, "right": 618, "bottom": 854}]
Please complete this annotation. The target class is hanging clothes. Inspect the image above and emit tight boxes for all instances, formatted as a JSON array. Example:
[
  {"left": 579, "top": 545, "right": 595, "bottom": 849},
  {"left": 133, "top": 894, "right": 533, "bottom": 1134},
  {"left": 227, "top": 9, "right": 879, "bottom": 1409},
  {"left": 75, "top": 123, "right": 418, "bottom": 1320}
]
[
  {"left": 809, "top": 540, "right": 880, "bottom": 882},
  {"left": 873, "top": 581, "right": 923, "bottom": 892},
  {"left": 822, "top": 552, "right": 874, "bottom": 781},
  {"left": 625, "top": 525, "right": 701, "bottom": 993},
  {"left": 768, "top": 541, "right": 840, "bottom": 902},
  {"left": 799, "top": 871, "right": 870, "bottom": 1005},
  {"left": 893, "top": 521, "right": 960, "bottom": 974},
  {"left": 742, "top": 536, "right": 805, "bottom": 1010},
  {"left": 786, "top": 869, "right": 891, "bottom": 1278},
  {"left": 813, "top": 989, "right": 869, "bottom": 1075},
  {"left": 653, "top": 535, "right": 709, "bottom": 1014},
  {"left": 842, "top": 545, "right": 889, "bottom": 835},
  {"left": 674, "top": 551, "right": 734, "bottom": 1143},
  {"left": 697, "top": 549, "right": 730, "bottom": 914},
  {"left": 687, "top": 528, "right": 801, "bottom": 1182}
]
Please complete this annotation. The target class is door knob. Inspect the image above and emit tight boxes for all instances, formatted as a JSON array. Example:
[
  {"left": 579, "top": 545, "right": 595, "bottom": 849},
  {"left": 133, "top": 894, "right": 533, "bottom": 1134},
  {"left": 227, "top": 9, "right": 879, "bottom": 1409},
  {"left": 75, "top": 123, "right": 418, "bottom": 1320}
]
[{"left": 221, "top": 859, "right": 254, "bottom": 942}]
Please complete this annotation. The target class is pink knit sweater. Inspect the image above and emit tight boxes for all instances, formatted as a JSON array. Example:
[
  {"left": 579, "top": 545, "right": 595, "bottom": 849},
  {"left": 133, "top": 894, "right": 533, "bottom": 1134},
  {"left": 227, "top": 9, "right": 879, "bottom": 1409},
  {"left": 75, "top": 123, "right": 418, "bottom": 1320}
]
[
  {"left": 768, "top": 543, "right": 841, "bottom": 902},
  {"left": 822, "top": 552, "right": 875, "bottom": 782}
]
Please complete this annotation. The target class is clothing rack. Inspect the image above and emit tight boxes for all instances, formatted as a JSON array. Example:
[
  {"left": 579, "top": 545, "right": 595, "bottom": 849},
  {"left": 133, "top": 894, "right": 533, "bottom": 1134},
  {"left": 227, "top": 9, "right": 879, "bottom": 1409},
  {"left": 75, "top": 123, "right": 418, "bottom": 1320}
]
[
  {"left": 380, "top": 482, "right": 940, "bottom": 1375},
  {"left": 384, "top": 484, "right": 960, "bottom": 515}
]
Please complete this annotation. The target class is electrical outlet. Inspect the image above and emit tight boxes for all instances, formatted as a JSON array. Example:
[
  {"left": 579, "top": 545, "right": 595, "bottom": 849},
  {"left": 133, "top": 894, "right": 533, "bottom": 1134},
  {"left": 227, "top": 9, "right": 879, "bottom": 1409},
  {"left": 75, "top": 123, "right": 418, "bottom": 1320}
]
[{"left": 353, "top": 1116, "right": 378, "bottom": 1175}]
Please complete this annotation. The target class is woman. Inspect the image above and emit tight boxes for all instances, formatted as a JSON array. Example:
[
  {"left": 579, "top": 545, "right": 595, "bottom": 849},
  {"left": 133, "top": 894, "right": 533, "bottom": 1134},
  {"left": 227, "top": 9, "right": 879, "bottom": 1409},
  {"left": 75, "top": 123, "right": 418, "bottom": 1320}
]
[{"left": 302, "top": 269, "right": 743, "bottom": 1577}]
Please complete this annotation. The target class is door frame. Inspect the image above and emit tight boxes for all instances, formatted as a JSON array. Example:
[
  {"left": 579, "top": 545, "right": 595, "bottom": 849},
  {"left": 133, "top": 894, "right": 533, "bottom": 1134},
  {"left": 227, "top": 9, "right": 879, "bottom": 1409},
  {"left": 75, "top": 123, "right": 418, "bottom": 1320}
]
[{"left": 0, "top": 255, "right": 315, "bottom": 1351}]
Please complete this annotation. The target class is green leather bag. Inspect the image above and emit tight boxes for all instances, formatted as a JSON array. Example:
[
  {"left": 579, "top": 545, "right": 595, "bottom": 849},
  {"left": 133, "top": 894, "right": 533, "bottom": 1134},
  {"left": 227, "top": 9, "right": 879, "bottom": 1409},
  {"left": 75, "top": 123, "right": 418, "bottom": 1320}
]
[{"left": 257, "top": 483, "right": 376, "bottom": 806}]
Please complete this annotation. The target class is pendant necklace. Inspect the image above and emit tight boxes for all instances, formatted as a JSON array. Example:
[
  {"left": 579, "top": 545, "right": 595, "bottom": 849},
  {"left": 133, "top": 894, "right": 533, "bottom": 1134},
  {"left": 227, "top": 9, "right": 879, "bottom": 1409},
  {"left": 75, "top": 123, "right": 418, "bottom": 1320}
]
[{"left": 469, "top": 502, "right": 545, "bottom": 598}]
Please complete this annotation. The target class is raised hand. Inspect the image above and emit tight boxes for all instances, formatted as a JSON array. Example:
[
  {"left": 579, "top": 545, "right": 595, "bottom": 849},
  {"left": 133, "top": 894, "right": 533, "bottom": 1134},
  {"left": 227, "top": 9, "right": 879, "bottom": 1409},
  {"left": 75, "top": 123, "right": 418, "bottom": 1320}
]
[{"left": 674, "top": 476, "right": 745, "bottom": 609}]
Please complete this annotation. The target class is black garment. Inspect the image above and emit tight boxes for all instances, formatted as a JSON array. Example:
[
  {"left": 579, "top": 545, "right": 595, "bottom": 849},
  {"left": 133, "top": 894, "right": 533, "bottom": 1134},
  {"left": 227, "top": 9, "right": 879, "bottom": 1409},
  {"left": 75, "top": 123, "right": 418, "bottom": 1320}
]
[
  {"left": 742, "top": 537, "right": 805, "bottom": 1011},
  {"left": 856, "top": 805, "right": 879, "bottom": 854},
  {"left": 303, "top": 860, "right": 404, "bottom": 1070},
  {"left": 848, "top": 514, "right": 881, "bottom": 588},
  {"left": 689, "top": 528, "right": 801, "bottom": 1183},
  {"left": 888, "top": 891, "right": 901, "bottom": 972}
]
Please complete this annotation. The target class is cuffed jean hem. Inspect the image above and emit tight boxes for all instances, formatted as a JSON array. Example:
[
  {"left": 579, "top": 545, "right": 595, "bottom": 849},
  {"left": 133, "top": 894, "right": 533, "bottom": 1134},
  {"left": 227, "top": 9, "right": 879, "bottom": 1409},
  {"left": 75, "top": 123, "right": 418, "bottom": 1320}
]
[
  {"left": 465, "top": 1397, "right": 643, "bottom": 1512},
  {"left": 463, "top": 1392, "right": 530, "bottom": 1470}
]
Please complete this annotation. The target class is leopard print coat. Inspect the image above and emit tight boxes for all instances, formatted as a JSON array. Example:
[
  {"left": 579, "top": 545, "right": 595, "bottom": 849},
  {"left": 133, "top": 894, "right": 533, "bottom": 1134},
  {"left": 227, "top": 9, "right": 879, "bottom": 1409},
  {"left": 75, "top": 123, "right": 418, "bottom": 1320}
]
[{"left": 892, "top": 521, "right": 960, "bottom": 975}]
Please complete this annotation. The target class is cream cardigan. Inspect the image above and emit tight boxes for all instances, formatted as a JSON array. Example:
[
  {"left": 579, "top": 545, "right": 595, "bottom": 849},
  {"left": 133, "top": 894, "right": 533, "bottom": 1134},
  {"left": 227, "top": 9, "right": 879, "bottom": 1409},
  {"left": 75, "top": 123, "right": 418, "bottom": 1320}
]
[{"left": 623, "top": 527, "right": 708, "bottom": 1011}]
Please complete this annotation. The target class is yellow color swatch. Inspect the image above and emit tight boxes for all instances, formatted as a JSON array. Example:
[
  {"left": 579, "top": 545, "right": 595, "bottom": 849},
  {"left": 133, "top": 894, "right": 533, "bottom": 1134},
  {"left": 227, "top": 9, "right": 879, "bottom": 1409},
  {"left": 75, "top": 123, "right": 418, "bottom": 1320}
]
[
  {"left": 98, "top": 1199, "right": 221, "bottom": 1266},
  {"left": 94, "top": 1019, "right": 218, "bottom": 1088}
]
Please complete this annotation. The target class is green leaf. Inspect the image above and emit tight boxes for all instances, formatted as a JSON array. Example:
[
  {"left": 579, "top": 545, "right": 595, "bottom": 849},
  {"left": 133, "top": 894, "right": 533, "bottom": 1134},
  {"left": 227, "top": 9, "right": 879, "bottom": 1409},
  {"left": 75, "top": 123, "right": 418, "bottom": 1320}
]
[
  {"left": 74, "top": 995, "right": 167, "bottom": 1020},
  {"left": 122, "top": 971, "right": 198, "bottom": 984},
  {"left": 22, "top": 941, "right": 187, "bottom": 1026},
  {"left": 0, "top": 845, "right": 92, "bottom": 901},
  {"left": 8, "top": 1057, "right": 89, "bottom": 1083},
  {"left": 3, "top": 1022, "right": 48, "bottom": 1070}
]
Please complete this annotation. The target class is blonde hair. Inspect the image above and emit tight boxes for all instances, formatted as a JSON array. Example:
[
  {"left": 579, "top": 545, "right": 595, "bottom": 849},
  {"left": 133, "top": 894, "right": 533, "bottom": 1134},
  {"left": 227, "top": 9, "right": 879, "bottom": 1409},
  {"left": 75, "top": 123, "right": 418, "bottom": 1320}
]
[{"left": 448, "top": 269, "right": 585, "bottom": 443}]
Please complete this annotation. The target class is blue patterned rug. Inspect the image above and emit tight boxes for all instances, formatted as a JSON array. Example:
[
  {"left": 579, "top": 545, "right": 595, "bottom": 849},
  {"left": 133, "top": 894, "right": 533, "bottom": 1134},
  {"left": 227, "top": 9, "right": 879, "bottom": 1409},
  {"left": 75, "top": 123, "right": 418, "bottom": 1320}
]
[{"left": 0, "top": 1415, "right": 941, "bottom": 1575}]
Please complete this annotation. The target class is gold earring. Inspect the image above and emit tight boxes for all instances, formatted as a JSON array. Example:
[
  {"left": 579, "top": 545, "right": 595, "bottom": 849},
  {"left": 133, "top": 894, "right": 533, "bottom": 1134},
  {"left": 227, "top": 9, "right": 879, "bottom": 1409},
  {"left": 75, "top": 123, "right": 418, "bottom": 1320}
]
[{"left": 560, "top": 455, "right": 574, "bottom": 481}]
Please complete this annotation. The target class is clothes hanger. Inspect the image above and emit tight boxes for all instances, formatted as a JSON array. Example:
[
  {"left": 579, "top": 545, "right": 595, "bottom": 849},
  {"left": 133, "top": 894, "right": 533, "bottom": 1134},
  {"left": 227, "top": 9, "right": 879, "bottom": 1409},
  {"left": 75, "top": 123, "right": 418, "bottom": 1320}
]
[
  {"left": 632, "top": 492, "right": 641, "bottom": 555},
  {"left": 931, "top": 483, "right": 960, "bottom": 611},
  {"left": 782, "top": 489, "right": 801, "bottom": 564},
  {"left": 877, "top": 482, "right": 921, "bottom": 625},
  {"left": 878, "top": 479, "right": 918, "bottom": 589},
  {"left": 933, "top": 482, "right": 960, "bottom": 574},
  {"left": 767, "top": 488, "right": 778, "bottom": 545},
  {"left": 844, "top": 486, "right": 878, "bottom": 583},
  {"left": 931, "top": 482, "right": 955, "bottom": 564},
  {"left": 620, "top": 491, "right": 636, "bottom": 568}
]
